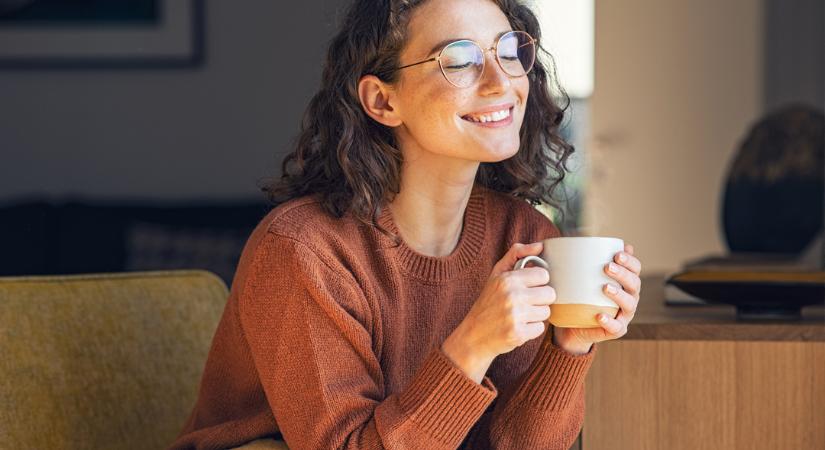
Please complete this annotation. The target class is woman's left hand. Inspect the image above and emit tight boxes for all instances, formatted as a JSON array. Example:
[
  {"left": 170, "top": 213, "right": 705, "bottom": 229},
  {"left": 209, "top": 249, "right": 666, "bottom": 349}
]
[{"left": 551, "top": 243, "right": 643, "bottom": 355}]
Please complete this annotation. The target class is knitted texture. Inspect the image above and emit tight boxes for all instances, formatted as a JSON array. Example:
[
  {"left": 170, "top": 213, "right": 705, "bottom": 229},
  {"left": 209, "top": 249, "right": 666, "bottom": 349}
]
[{"left": 169, "top": 183, "right": 595, "bottom": 450}]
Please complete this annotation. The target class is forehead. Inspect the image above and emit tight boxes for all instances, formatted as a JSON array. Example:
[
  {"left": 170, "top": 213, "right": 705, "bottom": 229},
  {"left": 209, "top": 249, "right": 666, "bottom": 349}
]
[{"left": 405, "top": 0, "right": 513, "bottom": 56}]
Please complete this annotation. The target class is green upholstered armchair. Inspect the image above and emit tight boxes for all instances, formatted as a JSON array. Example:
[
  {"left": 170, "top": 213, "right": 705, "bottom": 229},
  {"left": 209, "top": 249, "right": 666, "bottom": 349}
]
[{"left": 0, "top": 270, "right": 229, "bottom": 449}]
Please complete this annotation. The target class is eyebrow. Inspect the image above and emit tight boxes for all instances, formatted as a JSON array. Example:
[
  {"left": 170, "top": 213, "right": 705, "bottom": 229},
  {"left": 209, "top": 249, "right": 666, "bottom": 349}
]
[
  {"left": 425, "top": 38, "right": 465, "bottom": 57},
  {"left": 423, "top": 30, "right": 512, "bottom": 57}
]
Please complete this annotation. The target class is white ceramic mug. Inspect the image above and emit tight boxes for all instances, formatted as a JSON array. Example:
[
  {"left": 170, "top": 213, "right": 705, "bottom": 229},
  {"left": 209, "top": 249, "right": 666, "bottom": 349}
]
[{"left": 513, "top": 236, "right": 624, "bottom": 328}]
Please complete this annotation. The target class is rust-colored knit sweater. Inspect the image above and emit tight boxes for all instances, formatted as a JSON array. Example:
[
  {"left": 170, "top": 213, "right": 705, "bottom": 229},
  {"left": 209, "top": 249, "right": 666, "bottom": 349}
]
[{"left": 169, "top": 183, "right": 595, "bottom": 450}]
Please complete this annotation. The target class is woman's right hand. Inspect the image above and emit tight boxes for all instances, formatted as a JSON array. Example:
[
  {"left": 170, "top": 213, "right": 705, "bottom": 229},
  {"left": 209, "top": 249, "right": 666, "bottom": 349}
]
[{"left": 441, "top": 242, "right": 556, "bottom": 383}]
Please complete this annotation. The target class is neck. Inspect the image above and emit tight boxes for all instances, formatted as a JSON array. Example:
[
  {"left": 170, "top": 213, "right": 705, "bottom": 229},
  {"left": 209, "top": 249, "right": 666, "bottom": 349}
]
[{"left": 388, "top": 163, "right": 479, "bottom": 257}]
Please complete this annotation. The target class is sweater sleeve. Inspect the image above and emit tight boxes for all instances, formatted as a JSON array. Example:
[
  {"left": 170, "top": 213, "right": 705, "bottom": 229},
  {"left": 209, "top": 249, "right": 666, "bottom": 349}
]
[
  {"left": 238, "top": 232, "right": 498, "bottom": 450},
  {"left": 462, "top": 336, "right": 595, "bottom": 449}
]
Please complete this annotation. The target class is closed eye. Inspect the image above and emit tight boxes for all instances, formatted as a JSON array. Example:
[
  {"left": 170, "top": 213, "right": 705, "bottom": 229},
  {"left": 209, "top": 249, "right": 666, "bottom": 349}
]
[{"left": 443, "top": 61, "right": 474, "bottom": 71}]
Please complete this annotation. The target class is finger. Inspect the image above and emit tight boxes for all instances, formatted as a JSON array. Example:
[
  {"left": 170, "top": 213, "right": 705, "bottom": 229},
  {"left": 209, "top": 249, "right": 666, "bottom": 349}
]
[
  {"left": 523, "top": 320, "right": 547, "bottom": 341},
  {"left": 511, "top": 266, "right": 551, "bottom": 288},
  {"left": 625, "top": 243, "right": 634, "bottom": 255},
  {"left": 597, "top": 312, "right": 627, "bottom": 337},
  {"left": 492, "top": 242, "right": 543, "bottom": 277},
  {"left": 603, "top": 282, "right": 638, "bottom": 318},
  {"left": 605, "top": 262, "right": 642, "bottom": 296},
  {"left": 523, "top": 305, "right": 551, "bottom": 323},
  {"left": 614, "top": 251, "right": 642, "bottom": 276},
  {"left": 526, "top": 285, "right": 556, "bottom": 305}
]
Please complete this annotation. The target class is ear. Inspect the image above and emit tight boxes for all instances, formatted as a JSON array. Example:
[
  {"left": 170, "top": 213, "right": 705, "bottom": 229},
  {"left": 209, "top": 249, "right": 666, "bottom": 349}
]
[{"left": 357, "top": 74, "right": 402, "bottom": 127}]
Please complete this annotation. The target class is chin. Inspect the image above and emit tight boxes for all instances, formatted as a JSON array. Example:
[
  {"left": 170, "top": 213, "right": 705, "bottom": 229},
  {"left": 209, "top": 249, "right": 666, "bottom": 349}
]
[{"left": 480, "top": 143, "right": 520, "bottom": 163}]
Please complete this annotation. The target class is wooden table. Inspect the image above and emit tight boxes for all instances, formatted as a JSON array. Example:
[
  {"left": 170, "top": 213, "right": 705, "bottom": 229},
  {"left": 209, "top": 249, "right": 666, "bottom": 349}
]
[{"left": 580, "top": 273, "right": 825, "bottom": 450}]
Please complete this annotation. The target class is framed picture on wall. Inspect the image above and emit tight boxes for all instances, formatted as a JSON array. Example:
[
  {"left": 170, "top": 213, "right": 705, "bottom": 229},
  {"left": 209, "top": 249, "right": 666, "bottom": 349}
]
[{"left": 0, "top": 0, "right": 204, "bottom": 68}]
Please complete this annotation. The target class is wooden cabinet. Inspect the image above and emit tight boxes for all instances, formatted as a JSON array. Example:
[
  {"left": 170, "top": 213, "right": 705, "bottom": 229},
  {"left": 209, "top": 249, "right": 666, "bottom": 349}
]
[{"left": 578, "top": 275, "right": 825, "bottom": 450}]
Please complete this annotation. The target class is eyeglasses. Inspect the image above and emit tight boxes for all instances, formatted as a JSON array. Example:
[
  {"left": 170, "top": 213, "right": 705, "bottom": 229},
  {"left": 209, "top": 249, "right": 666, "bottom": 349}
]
[{"left": 385, "top": 30, "right": 537, "bottom": 88}]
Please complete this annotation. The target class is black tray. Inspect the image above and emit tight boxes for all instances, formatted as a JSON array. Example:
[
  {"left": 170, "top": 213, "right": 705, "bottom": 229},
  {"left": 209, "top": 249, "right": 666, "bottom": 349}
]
[{"left": 665, "top": 271, "right": 825, "bottom": 320}]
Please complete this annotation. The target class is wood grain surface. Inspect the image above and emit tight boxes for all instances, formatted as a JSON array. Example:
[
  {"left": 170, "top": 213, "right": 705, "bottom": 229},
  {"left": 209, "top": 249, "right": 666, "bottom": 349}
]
[{"left": 582, "top": 339, "right": 825, "bottom": 449}]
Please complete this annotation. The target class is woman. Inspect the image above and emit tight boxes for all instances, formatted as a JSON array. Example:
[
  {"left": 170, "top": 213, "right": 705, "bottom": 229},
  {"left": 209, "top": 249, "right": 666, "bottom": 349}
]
[{"left": 170, "top": 0, "right": 643, "bottom": 448}]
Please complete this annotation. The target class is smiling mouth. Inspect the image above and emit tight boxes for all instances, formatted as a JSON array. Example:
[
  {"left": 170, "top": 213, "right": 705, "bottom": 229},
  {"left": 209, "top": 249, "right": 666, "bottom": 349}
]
[{"left": 461, "top": 106, "right": 513, "bottom": 123}]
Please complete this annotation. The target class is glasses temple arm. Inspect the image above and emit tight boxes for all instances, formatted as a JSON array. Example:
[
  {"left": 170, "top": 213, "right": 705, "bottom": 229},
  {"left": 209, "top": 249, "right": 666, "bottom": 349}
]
[{"left": 386, "top": 57, "right": 438, "bottom": 73}]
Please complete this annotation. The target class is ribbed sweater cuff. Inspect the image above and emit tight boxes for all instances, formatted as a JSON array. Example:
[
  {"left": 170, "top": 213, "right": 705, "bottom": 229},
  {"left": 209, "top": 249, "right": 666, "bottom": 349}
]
[
  {"left": 510, "top": 338, "right": 595, "bottom": 411},
  {"left": 398, "top": 347, "right": 498, "bottom": 445}
]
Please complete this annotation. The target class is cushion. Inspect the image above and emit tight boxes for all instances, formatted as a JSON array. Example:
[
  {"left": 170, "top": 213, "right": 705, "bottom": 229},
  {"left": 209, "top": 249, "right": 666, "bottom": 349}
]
[{"left": 0, "top": 270, "right": 228, "bottom": 449}]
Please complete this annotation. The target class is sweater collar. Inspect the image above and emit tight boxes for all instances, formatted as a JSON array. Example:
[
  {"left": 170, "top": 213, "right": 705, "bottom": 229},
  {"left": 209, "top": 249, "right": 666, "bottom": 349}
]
[{"left": 376, "top": 183, "right": 487, "bottom": 282}]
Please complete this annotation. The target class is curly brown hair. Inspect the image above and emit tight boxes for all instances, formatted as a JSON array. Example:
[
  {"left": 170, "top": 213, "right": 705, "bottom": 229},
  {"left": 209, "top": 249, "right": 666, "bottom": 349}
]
[{"left": 259, "top": 0, "right": 576, "bottom": 240}]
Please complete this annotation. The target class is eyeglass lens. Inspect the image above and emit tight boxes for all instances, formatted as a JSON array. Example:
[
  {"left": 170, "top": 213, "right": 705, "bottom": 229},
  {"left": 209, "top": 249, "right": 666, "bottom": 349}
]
[{"left": 439, "top": 31, "right": 535, "bottom": 87}]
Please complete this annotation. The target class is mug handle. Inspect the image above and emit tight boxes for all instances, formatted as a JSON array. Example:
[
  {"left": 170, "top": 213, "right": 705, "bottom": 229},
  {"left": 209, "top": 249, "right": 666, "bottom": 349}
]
[{"left": 513, "top": 255, "right": 549, "bottom": 271}]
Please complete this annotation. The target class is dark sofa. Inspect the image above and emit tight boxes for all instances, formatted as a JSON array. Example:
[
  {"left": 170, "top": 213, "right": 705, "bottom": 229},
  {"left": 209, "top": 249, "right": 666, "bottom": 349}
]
[{"left": 0, "top": 198, "right": 273, "bottom": 287}]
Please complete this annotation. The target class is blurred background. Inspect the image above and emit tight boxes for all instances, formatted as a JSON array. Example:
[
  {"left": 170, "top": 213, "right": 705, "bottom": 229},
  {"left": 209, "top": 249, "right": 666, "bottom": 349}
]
[{"left": 0, "top": 0, "right": 822, "bottom": 282}]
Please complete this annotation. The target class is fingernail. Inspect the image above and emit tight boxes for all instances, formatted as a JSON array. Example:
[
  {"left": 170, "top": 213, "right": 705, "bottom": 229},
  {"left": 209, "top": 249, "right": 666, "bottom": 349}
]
[
  {"left": 606, "top": 284, "right": 617, "bottom": 294},
  {"left": 598, "top": 314, "right": 608, "bottom": 323},
  {"left": 618, "top": 253, "right": 627, "bottom": 263},
  {"left": 608, "top": 263, "right": 618, "bottom": 273}
]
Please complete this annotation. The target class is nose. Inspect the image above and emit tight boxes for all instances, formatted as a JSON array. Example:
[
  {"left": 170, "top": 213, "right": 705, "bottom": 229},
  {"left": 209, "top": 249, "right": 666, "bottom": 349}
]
[{"left": 476, "top": 47, "right": 511, "bottom": 94}]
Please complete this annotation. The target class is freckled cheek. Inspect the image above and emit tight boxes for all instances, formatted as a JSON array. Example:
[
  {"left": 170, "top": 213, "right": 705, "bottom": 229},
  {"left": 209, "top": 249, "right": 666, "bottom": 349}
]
[
  {"left": 418, "top": 92, "right": 465, "bottom": 127},
  {"left": 405, "top": 101, "right": 456, "bottom": 142},
  {"left": 518, "top": 80, "right": 530, "bottom": 113}
]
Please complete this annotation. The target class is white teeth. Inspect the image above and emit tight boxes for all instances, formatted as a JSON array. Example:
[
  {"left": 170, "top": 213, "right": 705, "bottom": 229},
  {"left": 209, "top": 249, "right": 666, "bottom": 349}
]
[{"left": 464, "top": 108, "right": 510, "bottom": 123}]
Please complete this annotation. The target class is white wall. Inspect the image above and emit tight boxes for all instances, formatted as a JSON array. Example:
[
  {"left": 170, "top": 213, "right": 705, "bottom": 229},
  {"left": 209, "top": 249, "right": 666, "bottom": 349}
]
[{"left": 582, "top": 0, "right": 764, "bottom": 274}]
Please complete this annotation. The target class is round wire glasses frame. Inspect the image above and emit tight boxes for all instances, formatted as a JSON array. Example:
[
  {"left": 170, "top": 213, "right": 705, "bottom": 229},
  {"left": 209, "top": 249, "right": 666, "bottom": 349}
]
[{"left": 384, "top": 30, "right": 537, "bottom": 88}]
